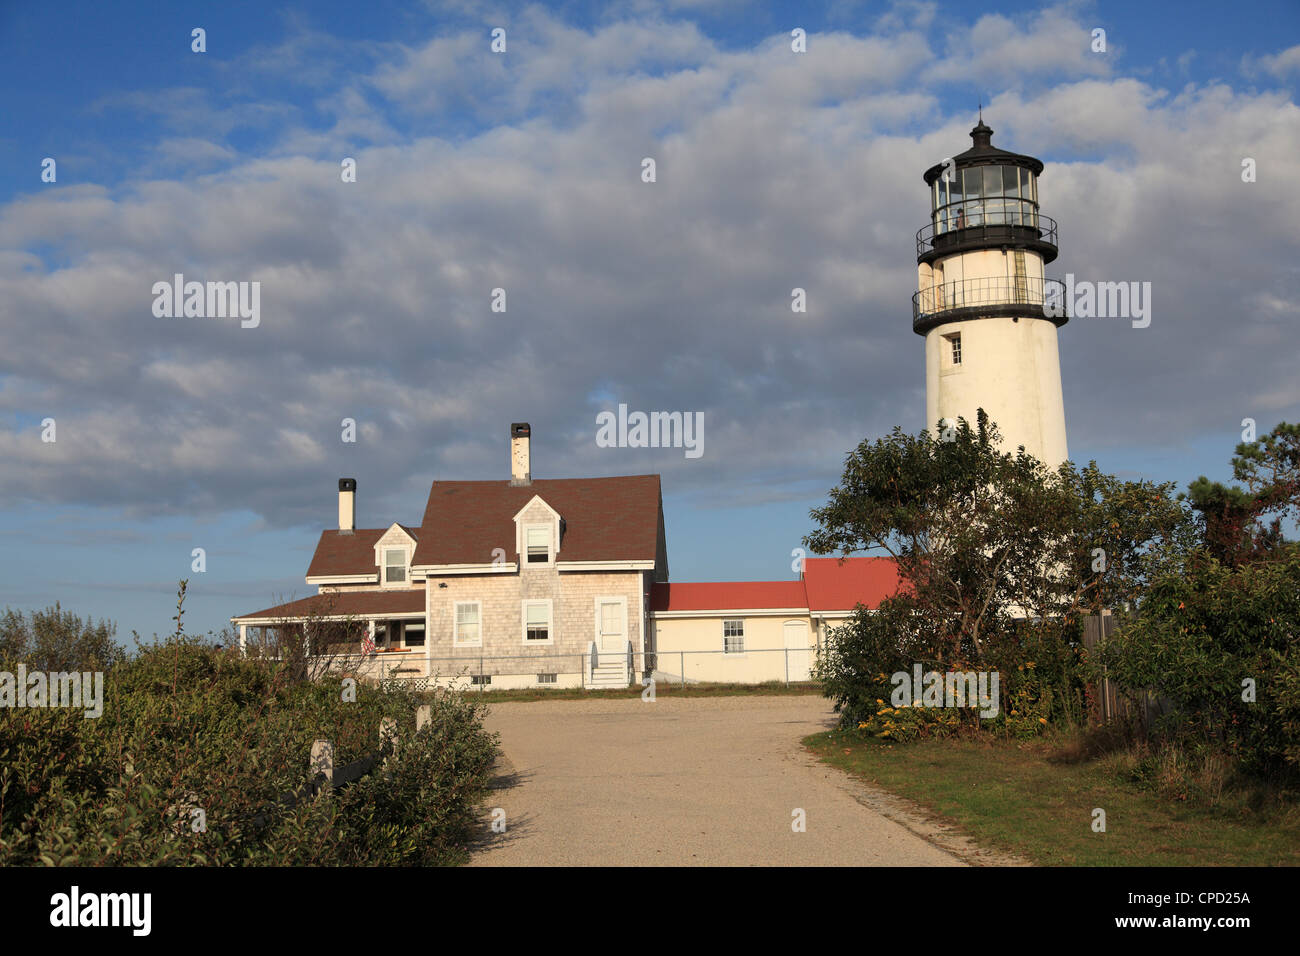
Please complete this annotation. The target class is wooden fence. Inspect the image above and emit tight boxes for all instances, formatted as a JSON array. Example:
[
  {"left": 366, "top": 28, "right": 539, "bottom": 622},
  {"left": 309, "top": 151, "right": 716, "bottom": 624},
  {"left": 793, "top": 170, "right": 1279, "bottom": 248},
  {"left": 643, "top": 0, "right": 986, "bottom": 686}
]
[
  {"left": 1081, "top": 614, "right": 1172, "bottom": 729},
  {"left": 308, "top": 704, "right": 432, "bottom": 796}
]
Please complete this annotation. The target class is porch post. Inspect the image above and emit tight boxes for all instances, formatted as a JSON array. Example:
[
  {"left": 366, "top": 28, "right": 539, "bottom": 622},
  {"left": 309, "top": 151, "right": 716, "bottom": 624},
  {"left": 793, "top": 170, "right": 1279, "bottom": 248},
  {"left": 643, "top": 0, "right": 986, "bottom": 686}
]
[
  {"left": 367, "top": 619, "right": 377, "bottom": 677},
  {"left": 238, "top": 624, "right": 247, "bottom": 656}
]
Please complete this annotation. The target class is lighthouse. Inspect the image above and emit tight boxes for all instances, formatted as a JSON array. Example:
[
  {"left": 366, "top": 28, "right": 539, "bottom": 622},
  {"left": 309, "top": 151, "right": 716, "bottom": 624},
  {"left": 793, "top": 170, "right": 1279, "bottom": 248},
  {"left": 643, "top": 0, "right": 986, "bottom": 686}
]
[{"left": 914, "top": 119, "right": 1069, "bottom": 467}]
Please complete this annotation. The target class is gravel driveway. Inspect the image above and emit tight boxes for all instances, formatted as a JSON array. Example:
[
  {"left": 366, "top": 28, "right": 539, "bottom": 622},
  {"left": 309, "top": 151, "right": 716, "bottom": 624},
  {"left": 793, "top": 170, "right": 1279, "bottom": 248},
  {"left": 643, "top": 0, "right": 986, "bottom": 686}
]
[{"left": 468, "top": 694, "right": 965, "bottom": 866}]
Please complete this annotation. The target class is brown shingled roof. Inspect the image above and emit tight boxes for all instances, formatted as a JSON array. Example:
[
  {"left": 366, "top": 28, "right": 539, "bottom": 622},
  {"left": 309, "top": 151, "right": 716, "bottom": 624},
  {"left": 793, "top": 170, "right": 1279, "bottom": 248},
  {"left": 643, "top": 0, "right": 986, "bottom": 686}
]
[
  {"left": 305, "top": 529, "right": 385, "bottom": 579},
  {"left": 234, "top": 589, "right": 425, "bottom": 622},
  {"left": 412, "top": 476, "right": 662, "bottom": 567}
]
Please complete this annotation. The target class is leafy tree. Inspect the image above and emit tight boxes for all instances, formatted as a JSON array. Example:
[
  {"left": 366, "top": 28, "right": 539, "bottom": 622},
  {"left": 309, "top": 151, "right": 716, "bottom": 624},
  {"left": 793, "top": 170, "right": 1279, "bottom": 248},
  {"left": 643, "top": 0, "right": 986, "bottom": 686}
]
[
  {"left": 1101, "top": 422, "right": 1300, "bottom": 776},
  {"left": 0, "top": 603, "right": 126, "bottom": 672},
  {"left": 1187, "top": 422, "right": 1300, "bottom": 566},
  {"left": 806, "top": 411, "right": 1188, "bottom": 662},
  {"left": 1101, "top": 545, "right": 1300, "bottom": 774},
  {"left": 805, "top": 412, "right": 1190, "bottom": 730}
]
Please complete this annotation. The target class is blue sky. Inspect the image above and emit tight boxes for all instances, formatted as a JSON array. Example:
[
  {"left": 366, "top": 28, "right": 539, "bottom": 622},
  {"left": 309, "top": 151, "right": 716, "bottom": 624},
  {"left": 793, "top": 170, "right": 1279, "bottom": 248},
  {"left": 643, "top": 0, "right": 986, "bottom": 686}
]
[{"left": 2, "top": 0, "right": 1298, "bottom": 643}]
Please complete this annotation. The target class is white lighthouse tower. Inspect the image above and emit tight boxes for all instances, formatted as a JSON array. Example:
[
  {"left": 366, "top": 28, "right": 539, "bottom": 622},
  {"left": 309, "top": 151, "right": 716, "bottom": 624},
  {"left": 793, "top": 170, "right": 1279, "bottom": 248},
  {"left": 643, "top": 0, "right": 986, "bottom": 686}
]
[{"left": 914, "top": 118, "right": 1069, "bottom": 466}]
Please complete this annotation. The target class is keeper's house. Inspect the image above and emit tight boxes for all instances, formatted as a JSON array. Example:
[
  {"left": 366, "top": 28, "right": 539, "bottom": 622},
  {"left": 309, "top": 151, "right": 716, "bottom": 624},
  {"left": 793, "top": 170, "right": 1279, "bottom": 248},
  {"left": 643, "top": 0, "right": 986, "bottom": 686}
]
[{"left": 231, "top": 424, "right": 897, "bottom": 689}]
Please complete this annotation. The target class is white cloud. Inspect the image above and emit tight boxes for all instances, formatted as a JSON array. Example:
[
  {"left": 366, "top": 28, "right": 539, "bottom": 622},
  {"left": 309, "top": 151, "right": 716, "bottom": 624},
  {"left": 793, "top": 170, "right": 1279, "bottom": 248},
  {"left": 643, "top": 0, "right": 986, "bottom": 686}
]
[{"left": 1, "top": 6, "right": 1297, "bottom": 526}]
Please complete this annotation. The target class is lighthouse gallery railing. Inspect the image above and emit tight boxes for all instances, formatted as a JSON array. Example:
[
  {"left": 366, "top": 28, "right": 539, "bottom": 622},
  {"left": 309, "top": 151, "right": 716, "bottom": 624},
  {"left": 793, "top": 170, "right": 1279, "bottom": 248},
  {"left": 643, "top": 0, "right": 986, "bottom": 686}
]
[{"left": 912, "top": 276, "right": 1067, "bottom": 327}]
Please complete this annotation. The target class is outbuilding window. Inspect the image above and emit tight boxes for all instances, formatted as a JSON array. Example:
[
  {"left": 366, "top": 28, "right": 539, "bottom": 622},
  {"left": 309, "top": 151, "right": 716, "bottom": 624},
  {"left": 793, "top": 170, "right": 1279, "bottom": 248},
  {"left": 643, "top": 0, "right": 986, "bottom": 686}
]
[{"left": 723, "top": 619, "right": 745, "bottom": 654}]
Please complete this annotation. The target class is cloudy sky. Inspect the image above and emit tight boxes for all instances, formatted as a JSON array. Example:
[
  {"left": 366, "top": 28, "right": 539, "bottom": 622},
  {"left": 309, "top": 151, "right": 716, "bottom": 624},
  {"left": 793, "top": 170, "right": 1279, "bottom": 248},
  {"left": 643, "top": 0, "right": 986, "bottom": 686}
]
[{"left": 2, "top": 0, "right": 1298, "bottom": 642}]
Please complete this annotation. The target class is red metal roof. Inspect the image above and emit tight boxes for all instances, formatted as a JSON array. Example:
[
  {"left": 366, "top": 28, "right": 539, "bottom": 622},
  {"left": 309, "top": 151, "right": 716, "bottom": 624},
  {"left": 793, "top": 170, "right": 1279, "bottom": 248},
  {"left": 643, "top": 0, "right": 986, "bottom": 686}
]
[
  {"left": 234, "top": 589, "right": 425, "bottom": 622},
  {"left": 650, "top": 581, "right": 808, "bottom": 612},
  {"left": 802, "top": 556, "right": 900, "bottom": 612}
]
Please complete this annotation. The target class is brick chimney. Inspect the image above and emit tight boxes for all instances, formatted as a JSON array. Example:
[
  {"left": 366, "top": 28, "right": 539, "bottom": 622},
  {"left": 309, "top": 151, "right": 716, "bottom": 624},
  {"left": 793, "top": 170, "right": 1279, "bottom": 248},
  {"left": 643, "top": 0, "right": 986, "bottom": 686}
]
[
  {"left": 338, "top": 478, "right": 356, "bottom": 532},
  {"left": 510, "top": 423, "right": 531, "bottom": 485}
]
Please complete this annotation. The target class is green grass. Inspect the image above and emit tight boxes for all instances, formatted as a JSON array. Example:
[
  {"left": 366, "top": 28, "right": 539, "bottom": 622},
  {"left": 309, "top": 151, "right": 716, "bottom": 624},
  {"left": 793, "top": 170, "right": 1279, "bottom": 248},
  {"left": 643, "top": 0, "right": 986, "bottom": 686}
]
[
  {"left": 805, "top": 730, "right": 1300, "bottom": 866},
  {"left": 459, "top": 680, "right": 821, "bottom": 704}
]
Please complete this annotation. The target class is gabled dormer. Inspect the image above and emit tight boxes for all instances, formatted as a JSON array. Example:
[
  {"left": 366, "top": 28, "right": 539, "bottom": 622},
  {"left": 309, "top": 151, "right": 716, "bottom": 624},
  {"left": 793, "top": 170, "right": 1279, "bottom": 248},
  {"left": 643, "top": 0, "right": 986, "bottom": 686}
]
[
  {"left": 374, "top": 523, "right": 419, "bottom": 587},
  {"left": 513, "top": 495, "right": 563, "bottom": 567}
]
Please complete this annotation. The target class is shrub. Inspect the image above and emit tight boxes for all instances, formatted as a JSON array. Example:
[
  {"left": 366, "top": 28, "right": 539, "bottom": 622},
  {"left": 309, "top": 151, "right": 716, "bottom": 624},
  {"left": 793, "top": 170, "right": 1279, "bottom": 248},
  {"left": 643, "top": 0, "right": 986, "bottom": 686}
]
[
  {"left": 1101, "top": 547, "right": 1300, "bottom": 777},
  {"left": 0, "top": 636, "right": 498, "bottom": 865},
  {"left": 815, "top": 598, "right": 1087, "bottom": 739}
]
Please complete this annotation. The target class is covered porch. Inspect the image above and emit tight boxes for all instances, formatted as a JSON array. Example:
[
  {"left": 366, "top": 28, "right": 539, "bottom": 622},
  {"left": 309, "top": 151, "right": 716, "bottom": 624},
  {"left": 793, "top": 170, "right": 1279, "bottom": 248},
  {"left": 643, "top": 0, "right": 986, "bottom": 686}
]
[{"left": 231, "top": 590, "right": 429, "bottom": 683}]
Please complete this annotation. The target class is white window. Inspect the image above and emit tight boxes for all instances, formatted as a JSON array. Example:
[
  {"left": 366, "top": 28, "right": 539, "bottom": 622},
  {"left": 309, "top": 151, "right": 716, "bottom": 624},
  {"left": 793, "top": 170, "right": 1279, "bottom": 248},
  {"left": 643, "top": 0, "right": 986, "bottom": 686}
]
[
  {"left": 723, "top": 619, "right": 745, "bottom": 654},
  {"left": 944, "top": 332, "right": 962, "bottom": 366},
  {"left": 523, "top": 600, "right": 553, "bottom": 643},
  {"left": 404, "top": 622, "right": 425, "bottom": 647},
  {"left": 454, "top": 601, "right": 481, "bottom": 646},
  {"left": 384, "top": 548, "right": 407, "bottom": 584},
  {"left": 525, "top": 525, "right": 552, "bottom": 564}
]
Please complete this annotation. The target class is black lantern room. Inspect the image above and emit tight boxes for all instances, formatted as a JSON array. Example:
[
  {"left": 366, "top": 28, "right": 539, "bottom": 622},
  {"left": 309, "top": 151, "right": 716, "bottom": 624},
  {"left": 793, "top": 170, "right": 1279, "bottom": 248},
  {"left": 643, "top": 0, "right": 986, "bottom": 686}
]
[{"left": 916, "top": 119, "right": 1058, "bottom": 267}]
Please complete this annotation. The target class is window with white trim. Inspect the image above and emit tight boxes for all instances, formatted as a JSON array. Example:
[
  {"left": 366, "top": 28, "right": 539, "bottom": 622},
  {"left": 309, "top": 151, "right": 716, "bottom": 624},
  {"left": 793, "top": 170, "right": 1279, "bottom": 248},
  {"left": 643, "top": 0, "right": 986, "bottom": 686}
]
[
  {"left": 943, "top": 332, "right": 962, "bottom": 367},
  {"left": 384, "top": 548, "right": 407, "bottom": 583},
  {"left": 723, "top": 619, "right": 745, "bottom": 654},
  {"left": 404, "top": 622, "right": 425, "bottom": 647},
  {"left": 523, "top": 600, "right": 552, "bottom": 642},
  {"left": 454, "top": 601, "right": 481, "bottom": 645},
  {"left": 524, "top": 525, "right": 552, "bottom": 564}
]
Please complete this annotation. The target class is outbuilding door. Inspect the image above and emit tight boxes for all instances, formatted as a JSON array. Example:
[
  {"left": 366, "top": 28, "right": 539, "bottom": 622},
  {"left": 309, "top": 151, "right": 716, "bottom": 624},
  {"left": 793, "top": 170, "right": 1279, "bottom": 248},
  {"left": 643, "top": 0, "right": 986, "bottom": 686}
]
[{"left": 783, "top": 621, "right": 811, "bottom": 682}]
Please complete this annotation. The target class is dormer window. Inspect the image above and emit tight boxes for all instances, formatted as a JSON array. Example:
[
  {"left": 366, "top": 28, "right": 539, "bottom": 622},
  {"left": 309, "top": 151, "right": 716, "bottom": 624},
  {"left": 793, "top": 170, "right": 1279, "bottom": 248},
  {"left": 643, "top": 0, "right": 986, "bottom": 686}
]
[
  {"left": 513, "top": 496, "right": 561, "bottom": 568},
  {"left": 384, "top": 548, "right": 407, "bottom": 583},
  {"left": 374, "top": 523, "right": 417, "bottom": 587},
  {"left": 525, "top": 526, "right": 552, "bottom": 564}
]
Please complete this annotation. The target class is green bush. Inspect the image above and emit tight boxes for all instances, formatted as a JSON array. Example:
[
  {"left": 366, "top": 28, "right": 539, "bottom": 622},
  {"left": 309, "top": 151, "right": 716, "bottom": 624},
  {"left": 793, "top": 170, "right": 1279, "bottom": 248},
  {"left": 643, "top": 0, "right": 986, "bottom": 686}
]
[
  {"left": 1102, "top": 547, "right": 1300, "bottom": 777},
  {"left": 0, "top": 637, "right": 498, "bottom": 865},
  {"left": 814, "top": 597, "right": 1087, "bottom": 739}
]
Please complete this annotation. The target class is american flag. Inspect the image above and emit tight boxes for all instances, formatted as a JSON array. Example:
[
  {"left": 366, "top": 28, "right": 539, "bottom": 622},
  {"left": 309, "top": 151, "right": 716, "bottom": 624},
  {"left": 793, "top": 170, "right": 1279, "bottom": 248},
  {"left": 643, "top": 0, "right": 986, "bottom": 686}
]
[{"left": 361, "top": 628, "right": 377, "bottom": 654}]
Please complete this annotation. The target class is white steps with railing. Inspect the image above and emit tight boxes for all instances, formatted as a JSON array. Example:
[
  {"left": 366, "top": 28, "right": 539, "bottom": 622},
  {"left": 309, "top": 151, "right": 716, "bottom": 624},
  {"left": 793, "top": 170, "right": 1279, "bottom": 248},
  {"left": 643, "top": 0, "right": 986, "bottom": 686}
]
[{"left": 585, "top": 641, "right": 631, "bottom": 689}]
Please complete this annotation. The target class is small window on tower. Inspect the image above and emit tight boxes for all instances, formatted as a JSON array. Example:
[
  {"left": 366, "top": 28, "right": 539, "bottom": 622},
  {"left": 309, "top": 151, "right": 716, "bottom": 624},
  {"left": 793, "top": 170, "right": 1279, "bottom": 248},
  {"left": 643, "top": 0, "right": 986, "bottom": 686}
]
[{"left": 945, "top": 333, "right": 962, "bottom": 366}]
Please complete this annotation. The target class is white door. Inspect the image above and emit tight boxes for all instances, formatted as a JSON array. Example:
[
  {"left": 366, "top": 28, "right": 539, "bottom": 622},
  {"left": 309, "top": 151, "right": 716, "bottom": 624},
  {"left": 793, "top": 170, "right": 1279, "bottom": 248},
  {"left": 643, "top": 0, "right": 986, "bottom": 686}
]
[
  {"left": 783, "top": 621, "right": 811, "bottom": 682},
  {"left": 597, "top": 598, "right": 627, "bottom": 654}
]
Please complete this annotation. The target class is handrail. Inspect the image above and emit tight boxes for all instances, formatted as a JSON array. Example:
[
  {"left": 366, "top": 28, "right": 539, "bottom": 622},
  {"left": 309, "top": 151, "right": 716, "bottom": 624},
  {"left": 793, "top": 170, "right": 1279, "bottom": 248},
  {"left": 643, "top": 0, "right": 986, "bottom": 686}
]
[
  {"left": 917, "top": 207, "right": 1058, "bottom": 258},
  {"left": 912, "top": 276, "right": 1066, "bottom": 326}
]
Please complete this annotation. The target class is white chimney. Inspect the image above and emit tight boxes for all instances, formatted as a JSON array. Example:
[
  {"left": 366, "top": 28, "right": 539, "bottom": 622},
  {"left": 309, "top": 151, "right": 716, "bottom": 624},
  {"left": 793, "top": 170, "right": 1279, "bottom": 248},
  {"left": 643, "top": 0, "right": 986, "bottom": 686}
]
[
  {"left": 510, "top": 423, "right": 531, "bottom": 485},
  {"left": 338, "top": 478, "right": 356, "bottom": 531}
]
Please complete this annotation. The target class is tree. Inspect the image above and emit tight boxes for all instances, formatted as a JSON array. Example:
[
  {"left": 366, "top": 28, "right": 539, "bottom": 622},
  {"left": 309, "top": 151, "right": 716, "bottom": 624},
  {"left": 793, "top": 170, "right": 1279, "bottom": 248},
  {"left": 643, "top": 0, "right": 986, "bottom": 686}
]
[
  {"left": 805, "top": 411, "right": 1188, "bottom": 662},
  {"left": 1101, "top": 422, "right": 1300, "bottom": 776},
  {"left": 1187, "top": 422, "right": 1300, "bottom": 566},
  {"left": 0, "top": 604, "right": 126, "bottom": 672},
  {"left": 805, "top": 412, "right": 1190, "bottom": 729}
]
